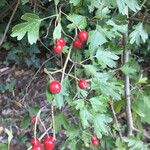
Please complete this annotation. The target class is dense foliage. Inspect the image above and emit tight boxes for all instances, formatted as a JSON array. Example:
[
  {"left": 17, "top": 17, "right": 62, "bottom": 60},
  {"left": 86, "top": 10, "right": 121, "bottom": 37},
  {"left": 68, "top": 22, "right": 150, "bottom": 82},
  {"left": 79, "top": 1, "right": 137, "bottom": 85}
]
[{"left": 0, "top": 0, "right": 150, "bottom": 150}]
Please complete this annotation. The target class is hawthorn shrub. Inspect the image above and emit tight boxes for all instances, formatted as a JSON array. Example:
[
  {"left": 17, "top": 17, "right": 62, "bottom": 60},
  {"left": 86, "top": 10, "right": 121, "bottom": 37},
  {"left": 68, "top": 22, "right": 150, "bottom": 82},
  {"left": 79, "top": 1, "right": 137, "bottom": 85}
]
[{"left": 1, "top": 0, "right": 150, "bottom": 149}]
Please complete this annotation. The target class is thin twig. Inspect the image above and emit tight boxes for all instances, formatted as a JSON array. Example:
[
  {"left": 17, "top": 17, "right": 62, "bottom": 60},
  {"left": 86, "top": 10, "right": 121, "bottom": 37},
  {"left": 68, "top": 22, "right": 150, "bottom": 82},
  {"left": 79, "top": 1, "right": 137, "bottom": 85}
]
[
  {"left": 61, "top": 42, "right": 73, "bottom": 83},
  {"left": 21, "top": 56, "right": 57, "bottom": 103},
  {"left": 133, "top": 127, "right": 150, "bottom": 140},
  {"left": 44, "top": 18, "right": 54, "bottom": 38},
  {"left": 27, "top": 127, "right": 52, "bottom": 150},
  {"left": 51, "top": 104, "right": 56, "bottom": 140},
  {"left": 0, "top": 0, "right": 20, "bottom": 48},
  {"left": 110, "top": 100, "right": 123, "bottom": 140}
]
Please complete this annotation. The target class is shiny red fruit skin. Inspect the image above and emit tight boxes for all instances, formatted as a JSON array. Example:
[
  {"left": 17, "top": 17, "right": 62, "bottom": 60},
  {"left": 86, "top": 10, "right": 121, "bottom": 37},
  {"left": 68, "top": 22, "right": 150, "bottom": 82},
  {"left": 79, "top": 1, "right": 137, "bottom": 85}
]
[
  {"left": 56, "top": 38, "right": 66, "bottom": 47},
  {"left": 73, "top": 38, "right": 82, "bottom": 49},
  {"left": 91, "top": 135, "right": 98, "bottom": 141},
  {"left": 31, "top": 138, "right": 40, "bottom": 146},
  {"left": 92, "top": 139, "right": 100, "bottom": 147},
  {"left": 49, "top": 80, "right": 61, "bottom": 94},
  {"left": 78, "top": 79, "right": 89, "bottom": 89},
  {"left": 43, "top": 136, "right": 55, "bottom": 150},
  {"left": 32, "top": 144, "right": 43, "bottom": 150},
  {"left": 53, "top": 44, "right": 63, "bottom": 54},
  {"left": 78, "top": 30, "right": 89, "bottom": 42}
]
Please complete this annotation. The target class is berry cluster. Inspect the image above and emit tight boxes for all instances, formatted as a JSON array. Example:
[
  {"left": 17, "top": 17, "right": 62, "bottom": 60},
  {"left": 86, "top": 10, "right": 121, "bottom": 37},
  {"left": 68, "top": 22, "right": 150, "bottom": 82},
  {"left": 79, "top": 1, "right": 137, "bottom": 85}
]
[
  {"left": 49, "top": 79, "right": 89, "bottom": 94},
  {"left": 53, "top": 38, "right": 66, "bottom": 54},
  {"left": 73, "top": 30, "right": 89, "bottom": 49},
  {"left": 53, "top": 30, "right": 89, "bottom": 54},
  {"left": 91, "top": 135, "right": 100, "bottom": 147},
  {"left": 31, "top": 136, "right": 55, "bottom": 150}
]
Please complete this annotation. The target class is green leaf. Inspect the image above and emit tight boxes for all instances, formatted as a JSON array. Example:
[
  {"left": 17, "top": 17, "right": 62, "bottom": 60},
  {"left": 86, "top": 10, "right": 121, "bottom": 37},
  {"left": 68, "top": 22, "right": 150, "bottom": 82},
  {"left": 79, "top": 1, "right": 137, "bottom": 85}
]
[
  {"left": 54, "top": 94, "right": 64, "bottom": 109},
  {"left": 129, "top": 23, "right": 148, "bottom": 45},
  {"left": 28, "top": 106, "right": 39, "bottom": 116},
  {"left": 121, "top": 62, "right": 137, "bottom": 76},
  {"left": 46, "top": 89, "right": 53, "bottom": 103},
  {"left": 133, "top": 95, "right": 150, "bottom": 124},
  {"left": 70, "top": 0, "right": 80, "bottom": 6},
  {"left": 67, "top": 14, "right": 87, "bottom": 30},
  {"left": 92, "top": 78, "right": 122, "bottom": 100},
  {"left": 93, "top": 114, "right": 112, "bottom": 138},
  {"left": 90, "top": 96, "right": 107, "bottom": 113},
  {"left": 123, "top": 137, "right": 149, "bottom": 150},
  {"left": 20, "top": 115, "right": 30, "bottom": 129},
  {"left": 95, "top": 7, "right": 110, "bottom": 19},
  {"left": 21, "top": 0, "right": 29, "bottom": 5},
  {"left": 53, "top": 22, "right": 62, "bottom": 40},
  {"left": 121, "top": 57, "right": 139, "bottom": 77},
  {"left": 55, "top": 113, "right": 69, "bottom": 132},
  {"left": 11, "top": 13, "right": 41, "bottom": 44},
  {"left": 80, "top": 107, "right": 92, "bottom": 129},
  {"left": 137, "top": 76, "right": 148, "bottom": 84},
  {"left": 0, "top": 143, "right": 7, "bottom": 150},
  {"left": 106, "top": 20, "right": 127, "bottom": 36},
  {"left": 88, "top": 30, "right": 107, "bottom": 55},
  {"left": 73, "top": 99, "right": 85, "bottom": 110},
  {"left": 84, "top": 65, "right": 99, "bottom": 77},
  {"left": 61, "top": 78, "right": 70, "bottom": 96},
  {"left": 95, "top": 47, "right": 119, "bottom": 68},
  {"left": 5, "top": 127, "right": 13, "bottom": 148},
  {"left": 116, "top": 0, "right": 140, "bottom": 15},
  {"left": 66, "top": 126, "right": 80, "bottom": 140}
]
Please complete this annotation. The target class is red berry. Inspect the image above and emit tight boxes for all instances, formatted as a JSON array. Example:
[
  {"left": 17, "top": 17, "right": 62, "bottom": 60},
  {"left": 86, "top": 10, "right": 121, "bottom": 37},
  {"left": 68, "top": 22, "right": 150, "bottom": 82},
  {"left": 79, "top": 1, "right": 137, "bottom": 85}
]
[
  {"left": 92, "top": 139, "right": 100, "bottom": 147},
  {"left": 31, "top": 138, "right": 40, "bottom": 146},
  {"left": 56, "top": 38, "right": 66, "bottom": 47},
  {"left": 53, "top": 44, "right": 63, "bottom": 54},
  {"left": 43, "top": 136, "right": 55, "bottom": 150},
  {"left": 32, "top": 144, "right": 43, "bottom": 150},
  {"left": 31, "top": 115, "right": 37, "bottom": 124},
  {"left": 91, "top": 135, "right": 98, "bottom": 141},
  {"left": 49, "top": 80, "right": 61, "bottom": 94},
  {"left": 73, "top": 38, "right": 82, "bottom": 49},
  {"left": 78, "top": 30, "right": 89, "bottom": 42},
  {"left": 78, "top": 79, "right": 89, "bottom": 89}
]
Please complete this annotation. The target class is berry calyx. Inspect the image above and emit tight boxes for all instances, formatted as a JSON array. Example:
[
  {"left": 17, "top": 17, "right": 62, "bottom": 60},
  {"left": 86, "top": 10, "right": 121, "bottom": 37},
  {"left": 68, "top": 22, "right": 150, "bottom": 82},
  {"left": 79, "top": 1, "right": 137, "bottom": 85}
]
[
  {"left": 78, "top": 79, "right": 89, "bottom": 89},
  {"left": 53, "top": 44, "right": 63, "bottom": 54},
  {"left": 32, "top": 144, "right": 43, "bottom": 150},
  {"left": 49, "top": 80, "right": 61, "bottom": 94},
  {"left": 78, "top": 30, "right": 89, "bottom": 42},
  {"left": 73, "top": 38, "right": 82, "bottom": 49},
  {"left": 56, "top": 38, "right": 66, "bottom": 47},
  {"left": 43, "top": 136, "right": 55, "bottom": 150}
]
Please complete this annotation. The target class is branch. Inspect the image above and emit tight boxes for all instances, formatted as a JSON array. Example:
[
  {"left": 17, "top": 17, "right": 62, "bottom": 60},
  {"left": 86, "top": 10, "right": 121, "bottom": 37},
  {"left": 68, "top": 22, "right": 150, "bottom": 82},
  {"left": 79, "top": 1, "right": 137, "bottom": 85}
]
[
  {"left": 123, "top": 8, "right": 134, "bottom": 136},
  {"left": 0, "top": 0, "right": 20, "bottom": 48}
]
